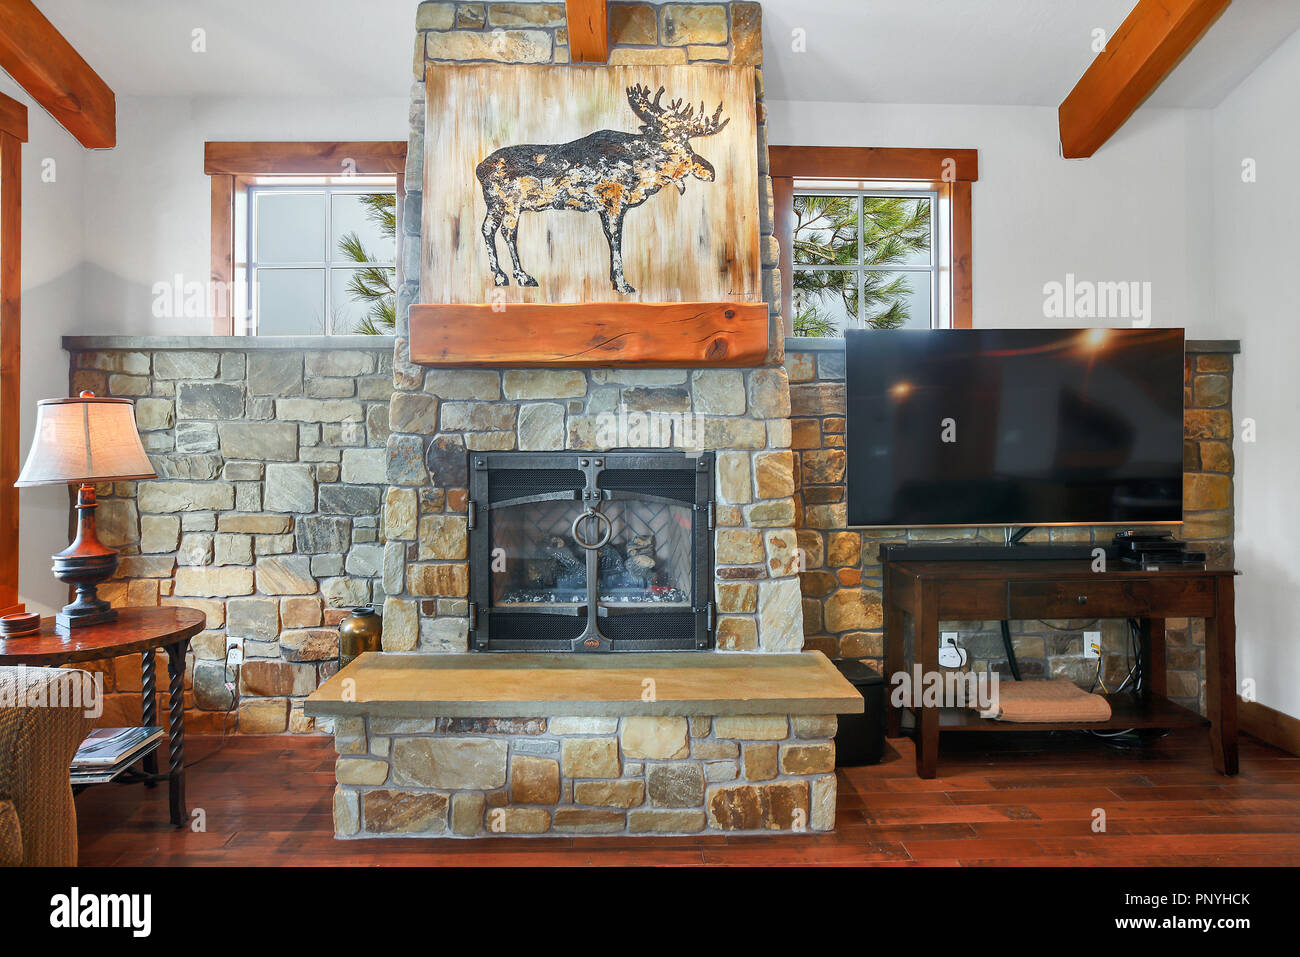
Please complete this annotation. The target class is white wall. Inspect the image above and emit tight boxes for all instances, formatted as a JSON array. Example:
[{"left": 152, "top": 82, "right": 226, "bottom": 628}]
[
  {"left": 80, "top": 94, "right": 408, "bottom": 336},
  {"left": 1210, "top": 29, "right": 1300, "bottom": 720},
  {"left": 2, "top": 75, "right": 89, "bottom": 615},
  {"left": 765, "top": 99, "right": 1216, "bottom": 335}
]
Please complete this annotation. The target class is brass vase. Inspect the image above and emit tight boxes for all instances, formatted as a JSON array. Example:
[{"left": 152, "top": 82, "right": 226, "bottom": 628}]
[{"left": 338, "top": 606, "right": 382, "bottom": 669}]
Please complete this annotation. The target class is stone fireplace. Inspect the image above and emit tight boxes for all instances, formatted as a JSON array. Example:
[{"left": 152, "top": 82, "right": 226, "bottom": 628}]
[
  {"left": 301, "top": 0, "right": 864, "bottom": 839},
  {"left": 379, "top": 1, "right": 800, "bottom": 657}
]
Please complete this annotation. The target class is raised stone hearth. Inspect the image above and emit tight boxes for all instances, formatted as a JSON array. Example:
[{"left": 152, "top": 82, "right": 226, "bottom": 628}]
[{"left": 306, "top": 650, "right": 861, "bottom": 836}]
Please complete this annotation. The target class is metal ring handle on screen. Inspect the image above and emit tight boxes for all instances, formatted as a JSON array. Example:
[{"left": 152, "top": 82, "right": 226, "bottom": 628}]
[{"left": 570, "top": 508, "right": 612, "bottom": 550}]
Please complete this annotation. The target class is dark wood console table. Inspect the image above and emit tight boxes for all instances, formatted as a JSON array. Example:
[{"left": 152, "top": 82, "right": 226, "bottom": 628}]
[
  {"left": 882, "top": 558, "right": 1238, "bottom": 779},
  {"left": 0, "top": 606, "right": 206, "bottom": 826}
]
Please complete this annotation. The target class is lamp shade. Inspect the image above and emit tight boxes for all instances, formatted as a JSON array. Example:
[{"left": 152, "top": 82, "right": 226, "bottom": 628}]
[{"left": 14, "top": 395, "right": 156, "bottom": 487}]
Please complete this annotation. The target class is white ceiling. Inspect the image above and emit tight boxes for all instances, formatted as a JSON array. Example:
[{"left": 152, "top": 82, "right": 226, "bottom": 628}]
[{"left": 25, "top": 0, "right": 1300, "bottom": 107}]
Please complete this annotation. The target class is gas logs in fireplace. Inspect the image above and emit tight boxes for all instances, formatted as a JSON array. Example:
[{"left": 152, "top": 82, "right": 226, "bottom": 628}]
[{"left": 466, "top": 451, "right": 715, "bottom": 652}]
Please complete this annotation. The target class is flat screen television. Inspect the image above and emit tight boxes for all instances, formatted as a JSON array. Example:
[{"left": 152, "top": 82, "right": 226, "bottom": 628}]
[{"left": 845, "top": 328, "right": 1185, "bottom": 528}]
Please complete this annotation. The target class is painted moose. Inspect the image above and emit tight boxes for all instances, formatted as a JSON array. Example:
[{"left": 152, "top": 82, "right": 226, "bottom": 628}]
[{"left": 476, "top": 83, "right": 730, "bottom": 294}]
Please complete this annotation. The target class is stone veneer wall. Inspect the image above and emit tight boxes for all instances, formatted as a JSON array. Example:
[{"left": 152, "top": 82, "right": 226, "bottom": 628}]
[
  {"left": 332, "top": 712, "right": 837, "bottom": 837},
  {"left": 783, "top": 340, "right": 1238, "bottom": 715},
  {"left": 384, "top": 2, "right": 802, "bottom": 654},
  {"left": 60, "top": 338, "right": 396, "bottom": 735}
]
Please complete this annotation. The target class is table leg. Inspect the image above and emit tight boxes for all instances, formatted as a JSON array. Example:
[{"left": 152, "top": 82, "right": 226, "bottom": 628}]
[
  {"left": 165, "top": 641, "right": 189, "bottom": 826},
  {"left": 1205, "top": 578, "right": 1239, "bottom": 776},
  {"left": 915, "top": 580, "right": 940, "bottom": 779},
  {"left": 1138, "top": 618, "right": 1167, "bottom": 699},
  {"left": 884, "top": 575, "right": 905, "bottom": 738},
  {"left": 140, "top": 650, "right": 159, "bottom": 787}
]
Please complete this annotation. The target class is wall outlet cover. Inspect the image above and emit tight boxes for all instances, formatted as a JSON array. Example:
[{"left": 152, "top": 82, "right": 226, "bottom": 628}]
[
  {"left": 1084, "top": 630, "right": 1102, "bottom": 659},
  {"left": 939, "top": 633, "right": 966, "bottom": 668}
]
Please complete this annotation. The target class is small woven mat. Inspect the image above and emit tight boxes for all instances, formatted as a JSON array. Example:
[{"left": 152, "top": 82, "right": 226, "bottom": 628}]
[{"left": 976, "top": 678, "right": 1113, "bottom": 723}]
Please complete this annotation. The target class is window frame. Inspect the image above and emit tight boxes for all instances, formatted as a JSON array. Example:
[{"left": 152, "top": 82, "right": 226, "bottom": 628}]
[
  {"left": 791, "top": 185, "right": 940, "bottom": 332},
  {"left": 246, "top": 182, "right": 398, "bottom": 337},
  {"left": 770, "top": 146, "right": 977, "bottom": 335},
  {"left": 204, "top": 141, "right": 407, "bottom": 335}
]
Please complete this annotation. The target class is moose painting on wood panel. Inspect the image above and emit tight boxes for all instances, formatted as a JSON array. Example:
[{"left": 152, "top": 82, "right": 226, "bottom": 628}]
[{"left": 422, "top": 64, "right": 761, "bottom": 306}]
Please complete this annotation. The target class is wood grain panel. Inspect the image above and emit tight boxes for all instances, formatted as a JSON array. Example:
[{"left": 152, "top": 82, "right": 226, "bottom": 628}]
[
  {"left": 0, "top": 130, "right": 22, "bottom": 612},
  {"left": 566, "top": 0, "right": 609, "bottom": 63},
  {"left": 1059, "top": 0, "right": 1231, "bottom": 158},
  {"left": 203, "top": 141, "right": 406, "bottom": 175},
  {"left": 0, "top": 92, "right": 28, "bottom": 141},
  {"left": 951, "top": 180, "right": 973, "bottom": 328},
  {"left": 769, "top": 146, "right": 978, "bottom": 182},
  {"left": 1240, "top": 696, "right": 1300, "bottom": 758},
  {"left": 0, "top": 0, "right": 115, "bottom": 148},
  {"left": 209, "top": 174, "right": 234, "bottom": 335},
  {"left": 410, "top": 300, "right": 769, "bottom": 367},
  {"left": 422, "top": 64, "right": 760, "bottom": 306}
]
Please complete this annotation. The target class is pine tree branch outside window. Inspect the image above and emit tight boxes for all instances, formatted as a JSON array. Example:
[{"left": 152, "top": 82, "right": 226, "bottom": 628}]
[
  {"left": 792, "top": 190, "right": 935, "bottom": 336},
  {"left": 339, "top": 192, "right": 397, "bottom": 334}
]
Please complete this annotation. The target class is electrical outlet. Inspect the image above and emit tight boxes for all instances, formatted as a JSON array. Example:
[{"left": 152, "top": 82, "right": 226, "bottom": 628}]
[
  {"left": 1084, "top": 630, "right": 1102, "bottom": 659},
  {"left": 939, "top": 632, "right": 966, "bottom": 668}
]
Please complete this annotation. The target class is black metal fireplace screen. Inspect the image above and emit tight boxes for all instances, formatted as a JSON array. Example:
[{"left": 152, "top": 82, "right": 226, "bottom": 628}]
[{"left": 467, "top": 450, "right": 715, "bottom": 652}]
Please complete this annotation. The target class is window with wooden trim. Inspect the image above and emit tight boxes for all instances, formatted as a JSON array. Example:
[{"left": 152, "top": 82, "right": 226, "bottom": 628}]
[
  {"left": 205, "top": 142, "right": 406, "bottom": 336},
  {"left": 771, "top": 147, "right": 976, "bottom": 337}
]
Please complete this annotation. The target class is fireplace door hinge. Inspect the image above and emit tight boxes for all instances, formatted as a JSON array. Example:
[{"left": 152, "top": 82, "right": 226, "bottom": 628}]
[
  {"left": 701, "top": 500, "right": 714, "bottom": 530},
  {"left": 467, "top": 499, "right": 477, "bottom": 530}
]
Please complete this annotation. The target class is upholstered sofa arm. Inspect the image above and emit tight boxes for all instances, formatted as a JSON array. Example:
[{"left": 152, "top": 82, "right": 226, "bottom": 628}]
[{"left": 0, "top": 667, "right": 98, "bottom": 867}]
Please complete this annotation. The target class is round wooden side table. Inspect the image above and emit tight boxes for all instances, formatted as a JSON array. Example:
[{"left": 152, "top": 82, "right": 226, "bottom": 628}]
[{"left": 0, "top": 606, "right": 206, "bottom": 827}]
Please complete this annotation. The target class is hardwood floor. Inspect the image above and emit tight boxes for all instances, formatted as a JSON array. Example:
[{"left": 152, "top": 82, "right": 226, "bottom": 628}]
[{"left": 75, "top": 730, "right": 1300, "bottom": 866}]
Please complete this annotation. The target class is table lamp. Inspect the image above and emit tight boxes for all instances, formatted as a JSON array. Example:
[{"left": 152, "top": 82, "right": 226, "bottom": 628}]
[{"left": 14, "top": 392, "right": 156, "bottom": 632}]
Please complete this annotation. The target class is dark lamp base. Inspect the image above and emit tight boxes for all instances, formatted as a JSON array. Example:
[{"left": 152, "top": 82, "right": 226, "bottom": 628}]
[
  {"left": 51, "top": 483, "right": 121, "bottom": 636},
  {"left": 56, "top": 604, "right": 118, "bottom": 633}
]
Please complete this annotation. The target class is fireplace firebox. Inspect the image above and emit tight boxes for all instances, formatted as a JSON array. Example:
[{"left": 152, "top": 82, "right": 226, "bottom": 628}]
[{"left": 467, "top": 451, "right": 715, "bottom": 652}]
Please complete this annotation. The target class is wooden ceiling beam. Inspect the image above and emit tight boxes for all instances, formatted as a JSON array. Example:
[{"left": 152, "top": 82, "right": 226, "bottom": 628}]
[
  {"left": 0, "top": 0, "right": 116, "bottom": 148},
  {"left": 566, "top": 0, "right": 609, "bottom": 64},
  {"left": 1059, "top": 0, "right": 1230, "bottom": 159}
]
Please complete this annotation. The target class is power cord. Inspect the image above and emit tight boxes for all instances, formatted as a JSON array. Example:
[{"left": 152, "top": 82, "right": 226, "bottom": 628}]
[
  {"left": 184, "top": 644, "right": 239, "bottom": 770},
  {"left": 1000, "top": 620, "right": 1022, "bottom": 681}
]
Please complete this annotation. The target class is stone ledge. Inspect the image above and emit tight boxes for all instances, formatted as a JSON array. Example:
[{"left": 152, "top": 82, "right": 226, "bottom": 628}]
[
  {"left": 784, "top": 336, "right": 1241, "bottom": 354},
  {"left": 62, "top": 335, "right": 396, "bottom": 352},
  {"left": 306, "top": 650, "right": 864, "bottom": 719}
]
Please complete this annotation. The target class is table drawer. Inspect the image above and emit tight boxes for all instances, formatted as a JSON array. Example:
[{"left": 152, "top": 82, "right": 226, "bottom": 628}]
[
  {"left": 1008, "top": 578, "right": 1216, "bottom": 619},
  {"left": 1008, "top": 574, "right": 1211, "bottom": 621}
]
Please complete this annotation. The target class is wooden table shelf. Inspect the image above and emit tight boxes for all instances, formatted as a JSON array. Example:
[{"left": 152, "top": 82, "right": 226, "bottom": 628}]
[{"left": 901, "top": 691, "right": 1210, "bottom": 733}]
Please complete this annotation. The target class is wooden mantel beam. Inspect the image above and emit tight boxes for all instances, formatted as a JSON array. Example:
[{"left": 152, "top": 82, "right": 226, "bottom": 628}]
[
  {"left": 566, "top": 0, "right": 609, "bottom": 64},
  {"left": 1059, "top": 0, "right": 1229, "bottom": 158},
  {"left": 0, "top": 0, "right": 116, "bottom": 148}
]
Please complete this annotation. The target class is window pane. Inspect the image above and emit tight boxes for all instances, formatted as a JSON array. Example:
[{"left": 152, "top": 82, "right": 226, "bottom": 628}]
[
  {"left": 256, "top": 268, "right": 326, "bottom": 335},
  {"left": 331, "top": 267, "right": 393, "bottom": 335},
  {"left": 863, "top": 270, "right": 931, "bottom": 330},
  {"left": 862, "top": 195, "right": 931, "bottom": 267},
  {"left": 331, "top": 192, "right": 395, "bottom": 265},
  {"left": 255, "top": 192, "right": 325, "bottom": 263},
  {"left": 793, "top": 273, "right": 857, "bottom": 336},
  {"left": 792, "top": 195, "right": 858, "bottom": 266}
]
